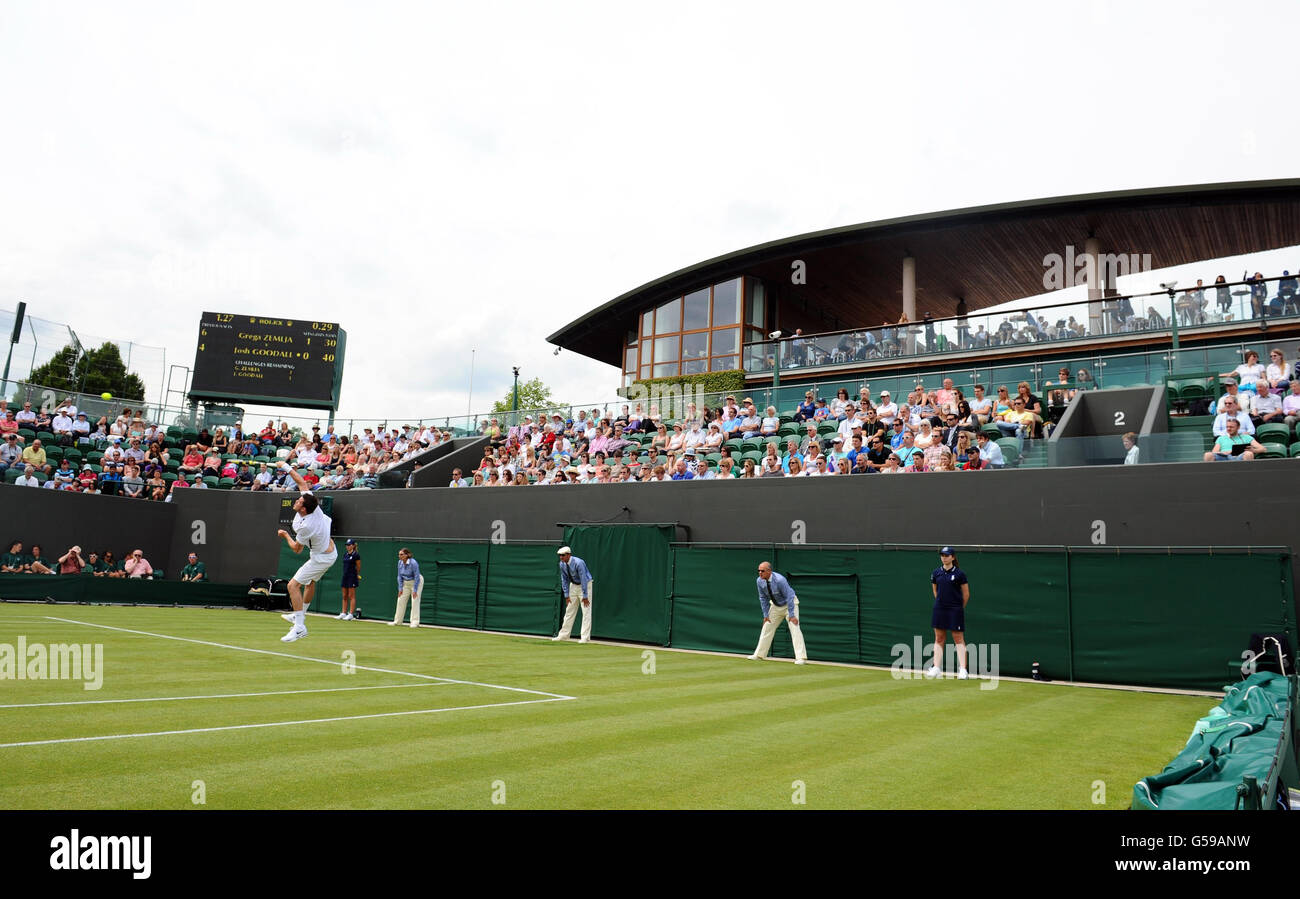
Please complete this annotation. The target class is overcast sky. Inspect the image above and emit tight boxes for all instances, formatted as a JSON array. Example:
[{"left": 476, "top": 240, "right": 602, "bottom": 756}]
[{"left": 2, "top": 1, "right": 1297, "bottom": 426}]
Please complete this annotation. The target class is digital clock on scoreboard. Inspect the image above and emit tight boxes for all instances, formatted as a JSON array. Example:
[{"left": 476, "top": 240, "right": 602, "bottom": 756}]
[{"left": 189, "top": 312, "right": 346, "bottom": 409}]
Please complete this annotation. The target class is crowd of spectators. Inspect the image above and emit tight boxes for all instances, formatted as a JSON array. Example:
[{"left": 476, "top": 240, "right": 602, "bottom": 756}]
[
  {"left": 0, "top": 395, "right": 453, "bottom": 498},
  {"left": 454, "top": 374, "right": 1084, "bottom": 485},
  {"left": 1, "top": 541, "right": 163, "bottom": 578}
]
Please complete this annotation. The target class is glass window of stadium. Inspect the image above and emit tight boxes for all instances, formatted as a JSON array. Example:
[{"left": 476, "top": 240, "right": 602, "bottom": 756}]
[{"left": 624, "top": 277, "right": 759, "bottom": 385}]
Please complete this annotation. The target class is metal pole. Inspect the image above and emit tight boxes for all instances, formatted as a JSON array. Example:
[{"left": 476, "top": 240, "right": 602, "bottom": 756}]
[
  {"left": 1167, "top": 288, "right": 1180, "bottom": 352},
  {"left": 511, "top": 366, "right": 520, "bottom": 427},
  {"left": 467, "top": 349, "right": 475, "bottom": 417},
  {"left": 772, "top": 338, "right": 781, "bottom": 388}
]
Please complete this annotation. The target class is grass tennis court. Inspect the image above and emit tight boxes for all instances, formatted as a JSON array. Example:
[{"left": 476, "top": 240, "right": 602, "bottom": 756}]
[{"left": 0, "top": 603, "right": 1215, "bottom": 809}]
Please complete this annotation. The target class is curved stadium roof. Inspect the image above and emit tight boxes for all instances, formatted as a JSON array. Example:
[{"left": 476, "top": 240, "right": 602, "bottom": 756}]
[{"left": 549, "top": 179, "right": 1300, "bottom": 367}]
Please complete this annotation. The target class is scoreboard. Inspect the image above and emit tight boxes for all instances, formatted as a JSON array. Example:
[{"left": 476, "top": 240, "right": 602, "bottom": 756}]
[{"left": 190, "top": 312, "right": 346, "bottom": 409}]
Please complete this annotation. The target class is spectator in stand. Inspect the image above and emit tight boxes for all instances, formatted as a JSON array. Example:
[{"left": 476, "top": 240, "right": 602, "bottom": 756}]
[
  {"left": 232, "top": 463, "right": 254, "bottom": 490},
  {"left": 51, "top": 459, "right": 76, "bottom": 487},
  {"left": 784, "top": 421, "right": 813, "bottom": 458},
  {"left": 180, "top": 552, "right": 208, "bottom": 582},
  {"left": 178, "top": 445, "right": 203, "bottom": 476},
  {"left": 28, "top": 545, "right": 55, "bottom": 574},
  {"left": 0, "top": 410, "right": 21, "bottom": 444},
  {"left": 905, "top": 449, "right": 929, "bottom": 473},
  {"left": 2, "top": 541, "right": 31, "bottom": 572},
  {"left": 760, "top": 406, "right": 781, "bottom": 438},
  {"left": 996, "top": 398, "right": 1036, "bottom": 453},
  {"left": 14, "top": 400, "right": 36, "bottom": 427},
  {"left": 1210, "top": 378, "right": 1244, "bottom": 415},
  {"left": 1122, "top": 432, "right": 1140, "bottom": 465},
  {"left": 100, "top": 550, "right": 126, "bottom": 577},
  {"left": 975, "top": 431, "right": 1005, "bottom": 469},
  {"left": 794, "top": 390, "right": 817, "bottom": 423},
  {"left": 1249, "top": 380, "right": 1284, "bottom": 427},
  {"left": 124, "top": 549, "right": 153, "bottom": 578},
  {"left": 122, "top": 463, "right": 145, "bottom": 498},
  {"left": 875, "top": 390, "right": 898, "bottom": 427},
  {"left": 1213, "top": 395, "right": 1254, "bottom": 437},
  {"left": 14, "top": 464, "right": 40, "bottom": 487},
  {"left": 21, "top": 438, "right": 46, "bottom": 470},
  {"left": 195, "top": 428, "right": 214, "bottom": 452},
  {"left": 50, "top": 407, "right": 75, "bottom": 445},
  {"left": 1219, "top": 350, "right": 1265, "bottom": 393},
  {"left": 1203, "top": 417, "right": 1264, "bottom": 462},
  {"left": 72, "top": 411, "right": 92, "bottom": 444},
  {"left": 936, "top": 378, "right": 957, "bottom": 411},
  {"left": 1265, "top": 349, "right": 1292, "bottom": 391},
  {"left": 145, "top": 470, "right": 166, "bottom": 500},
  {"left": 1, "top": 433, "right": 23, "bottom": 473},
  {"left": 1282, "top": 381, "right": 1300, "bottom": 432},
  {"left": 57, "top": 546, "right": 86, "bottom": 575},
  {"left": 969, "top": 384, "right": 992, "bottom": 425},
  {"left": 954, "top": 432, "right": 976, "bottom": 468},
  {"left": 831, "top": 388, "right": 850, "bottom": 417},
  {"left": 100, "top": 462, "right": 123, "bottom": 493},
  {"left": 992, "top": 385, "right": 1012, "bottom": 417}
]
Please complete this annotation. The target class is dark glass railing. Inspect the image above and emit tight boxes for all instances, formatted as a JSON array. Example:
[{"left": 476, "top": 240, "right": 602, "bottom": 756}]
[{"left": 743, "top": 275, "right": 1300, "bottom": 375}]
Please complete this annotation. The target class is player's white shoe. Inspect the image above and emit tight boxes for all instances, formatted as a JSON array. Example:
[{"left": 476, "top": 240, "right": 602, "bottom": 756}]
[
  {"left": 925, "top": 665, "right": 941, "bottom": 678},
  {"left": 281, "top": 625, "right": 307, "bottom": 642},
  {"left": 957, "top": 669, "right": 970, "bottom": 680},
  {"left": 281, "top": 612, "right": 296, "bottom": 623}
]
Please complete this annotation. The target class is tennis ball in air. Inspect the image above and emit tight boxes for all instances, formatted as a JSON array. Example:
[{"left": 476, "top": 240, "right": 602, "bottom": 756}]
[{"left": 101, "top": 392, "right": 112, "bottom": 400}]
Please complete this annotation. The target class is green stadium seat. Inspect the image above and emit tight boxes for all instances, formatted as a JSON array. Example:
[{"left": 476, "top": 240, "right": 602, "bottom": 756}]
[
  {"left": 1255, "top": 423, "right": 1292, "bottom": 444},
  {"left": 218, "top": 477, "right": 236, "bottom": 489},
  {"left": 705, "top": 453, "right": 722, "bottom": 465},
  {"left": 17, "top": 428, "right": 35, "bottom": 440},
  {"left": 817, "top": 422, "right": 837, "bottom": 436},
  {"left": 36, "top": 431, "right": 55, "bottom": 443},
  {"left": 34, "top": 472, "right": 48, "bottom": 484},
  {"left": 995, "top": 438, "right": 1022, "bottom": 466},
  {"left": 724, "top": 438, "right": 743, "bottom": 452},
  {"left": 87, "top": 450, "right": 104, "bottom": 464},
  {"left": 63, "top": 448, "right": 82, "bottom": 463},
  {"left": 166, "top": 459, "right": 180, "bottom": 471},
  {"left": 166, "top": 426, "right": 184, "bottom": 439},
  {"left": 44, "top": 446, "right": 63, "bottom": 461},
  {"left": 202, "top": 476, "right": 219, "bottom": 488},
  {"left": 1289, "top": 443, "right": 1300, "bottom": 458},
  {"left": 1259, "top": 442, "right": 1288, "bottom": 459},
  {"left": 981, "top": 424, "right": 1003, "bottom": 440},
  {"left": 5, "top": 468, "right": 21, "bottom": 483},
  {"left": 740, "top": 438, "right": 763, "bottom": 454},
  {"left": 162, "top": 472, "right": 177, "bottom": 483}
]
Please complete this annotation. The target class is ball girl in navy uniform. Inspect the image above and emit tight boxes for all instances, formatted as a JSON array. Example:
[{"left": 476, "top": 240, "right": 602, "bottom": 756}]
[
  {"left": 926, "top": 546, "right": 971, "bottom": 680},
  {"left": 337, "top": 538, "right": 361, "bottom": 620}
]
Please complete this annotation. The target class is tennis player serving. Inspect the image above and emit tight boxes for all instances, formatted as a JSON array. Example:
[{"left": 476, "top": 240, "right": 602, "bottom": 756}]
[{"left": 274, "top": 461, "right": 337, "bottom": 642}]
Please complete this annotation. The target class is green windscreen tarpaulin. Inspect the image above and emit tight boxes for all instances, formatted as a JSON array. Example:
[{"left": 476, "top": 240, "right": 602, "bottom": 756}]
[
  {"left": 669, "top": 546, "right": 770, "bottom": 654},
  {"left": 563, "top": 525, "right": 673, "bottom": 644},
  {"left": 484, "top": 544, "right": 565, "bottom": 636}
]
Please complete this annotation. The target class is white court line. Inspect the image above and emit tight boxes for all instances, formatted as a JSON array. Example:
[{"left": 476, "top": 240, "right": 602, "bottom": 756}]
[
  {"left": 0, "top": 681, "right": 454, "bottom": 709},
  {"left": 0, "top": 696, "right": 572, "bottom": 748},
  {"left": 46, "top": 616, "right": 575, "bottom": 701}
]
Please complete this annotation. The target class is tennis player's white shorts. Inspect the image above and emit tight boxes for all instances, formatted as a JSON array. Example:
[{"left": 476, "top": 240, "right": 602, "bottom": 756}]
[{"left": 294, "top": 549, "right": 338, "bottom": 585}]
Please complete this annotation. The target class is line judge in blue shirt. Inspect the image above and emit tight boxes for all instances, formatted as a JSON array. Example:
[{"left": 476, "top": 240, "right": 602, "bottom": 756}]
[
  {"left": 747, "top": 561, "right": 808, "bottom": 665},
  {"left": 552, "top": 546, "right": 593, "bottom": 643}
]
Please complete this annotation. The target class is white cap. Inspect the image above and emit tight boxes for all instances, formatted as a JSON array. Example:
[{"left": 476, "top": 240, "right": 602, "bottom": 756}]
[{"left": 557, "top": 546, "right": 572, "bottom": 555}]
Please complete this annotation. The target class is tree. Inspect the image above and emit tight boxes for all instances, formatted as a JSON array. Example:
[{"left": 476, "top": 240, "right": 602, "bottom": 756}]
[
  {"left": 26, "top": 342, "right": 147, "bottom": 401},
  {"left": 491, "top": 376, "right": 562, "bottom": 415}
]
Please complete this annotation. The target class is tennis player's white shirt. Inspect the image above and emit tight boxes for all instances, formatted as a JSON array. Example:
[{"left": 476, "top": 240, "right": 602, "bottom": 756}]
[{"left": 291, "top": 495, "right": 337, "bottom": 584}]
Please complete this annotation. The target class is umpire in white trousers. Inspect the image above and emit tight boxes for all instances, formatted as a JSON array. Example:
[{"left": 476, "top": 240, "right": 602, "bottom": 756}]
[
  {"left": 748, "top": 561, "right": 808, "bottom": 664},
  {"left": 552, "top": 546, "right": 593, "bottom": 643}
]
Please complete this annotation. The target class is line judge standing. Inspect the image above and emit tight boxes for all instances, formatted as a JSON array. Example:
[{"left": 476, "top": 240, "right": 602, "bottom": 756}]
[
  {"left": 552, "top": 545, "right": 593, "bottom": 643},
  {"left": 747, "top": 561, "right": 808, "bottom": 665}
]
